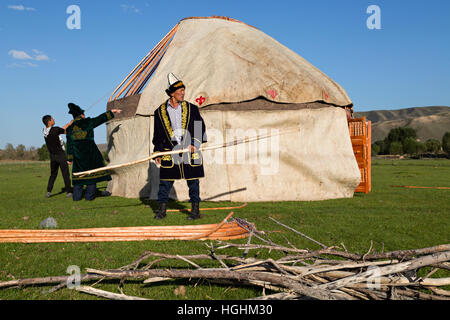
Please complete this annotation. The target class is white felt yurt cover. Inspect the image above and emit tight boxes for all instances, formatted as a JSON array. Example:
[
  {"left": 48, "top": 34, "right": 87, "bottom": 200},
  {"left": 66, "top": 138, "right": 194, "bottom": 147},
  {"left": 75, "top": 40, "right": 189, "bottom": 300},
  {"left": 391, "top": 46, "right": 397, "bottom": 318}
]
[{"left": 135, "top": 17, "right": 352, "bottom": 115}]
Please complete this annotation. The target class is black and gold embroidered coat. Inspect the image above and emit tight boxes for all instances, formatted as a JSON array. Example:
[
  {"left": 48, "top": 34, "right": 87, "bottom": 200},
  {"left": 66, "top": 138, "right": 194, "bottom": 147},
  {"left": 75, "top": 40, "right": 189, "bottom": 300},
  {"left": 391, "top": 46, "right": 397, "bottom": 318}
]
[
  {"left": 66, "top": 111, "right": 114, "bottom": 185},
  {"left": 153, "top": 100, "right": 207, "bottom": 181}
]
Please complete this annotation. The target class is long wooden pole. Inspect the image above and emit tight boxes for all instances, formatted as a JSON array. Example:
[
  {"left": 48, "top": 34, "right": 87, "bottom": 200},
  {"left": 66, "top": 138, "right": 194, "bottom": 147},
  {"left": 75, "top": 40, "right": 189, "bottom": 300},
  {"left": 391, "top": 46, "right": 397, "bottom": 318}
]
[
  {"left": 74, "top": 128, "right": 298, "bottom": 177},
  {"left": 186, "top": 211, "right": 235, "bottom": 240},
  {"left": 108, "top": 24, "right": 180, "bottom": 102}
]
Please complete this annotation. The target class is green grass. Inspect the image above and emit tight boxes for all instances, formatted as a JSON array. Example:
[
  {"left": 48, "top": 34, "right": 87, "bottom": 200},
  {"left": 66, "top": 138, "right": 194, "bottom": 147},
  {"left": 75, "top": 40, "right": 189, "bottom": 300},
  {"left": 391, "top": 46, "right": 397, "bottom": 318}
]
[{"left": 0, "top": 159, "right": 449, "bottom": 299}]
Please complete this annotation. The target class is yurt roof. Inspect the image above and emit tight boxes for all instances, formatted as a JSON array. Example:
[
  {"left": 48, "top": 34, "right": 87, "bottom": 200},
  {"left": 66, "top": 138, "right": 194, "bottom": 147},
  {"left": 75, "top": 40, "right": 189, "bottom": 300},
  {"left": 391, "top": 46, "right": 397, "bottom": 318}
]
[{"left": 109, "top": 16, "right": 352, "bottom": 116}]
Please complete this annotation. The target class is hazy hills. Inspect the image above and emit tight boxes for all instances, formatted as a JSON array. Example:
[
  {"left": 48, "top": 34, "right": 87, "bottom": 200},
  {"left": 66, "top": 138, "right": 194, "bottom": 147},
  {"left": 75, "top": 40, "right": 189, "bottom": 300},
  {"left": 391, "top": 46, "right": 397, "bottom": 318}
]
[{"left": 354, "top": 106, "right": 450, "bottom": 142}]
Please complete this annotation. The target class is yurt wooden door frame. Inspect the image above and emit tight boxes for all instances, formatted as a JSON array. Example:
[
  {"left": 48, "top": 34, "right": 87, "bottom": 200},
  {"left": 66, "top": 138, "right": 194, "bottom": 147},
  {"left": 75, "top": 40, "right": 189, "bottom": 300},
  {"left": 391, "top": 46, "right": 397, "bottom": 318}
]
[{"left": 348, "top": 117, "right": 372, "bottom": 194}]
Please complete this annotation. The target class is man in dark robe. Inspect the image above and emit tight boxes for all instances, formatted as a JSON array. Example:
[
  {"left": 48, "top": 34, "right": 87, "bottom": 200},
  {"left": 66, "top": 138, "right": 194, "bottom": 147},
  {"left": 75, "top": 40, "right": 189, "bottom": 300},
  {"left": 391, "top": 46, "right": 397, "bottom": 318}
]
[
  {"left": 42, "top": 115, "right": 73, "bottom": 198},
  {"left": 66, "top": 103, "right": 121, "bottom": 201},
  {"left": 152, "top": 73, "right": 207, "bottom": 220}
]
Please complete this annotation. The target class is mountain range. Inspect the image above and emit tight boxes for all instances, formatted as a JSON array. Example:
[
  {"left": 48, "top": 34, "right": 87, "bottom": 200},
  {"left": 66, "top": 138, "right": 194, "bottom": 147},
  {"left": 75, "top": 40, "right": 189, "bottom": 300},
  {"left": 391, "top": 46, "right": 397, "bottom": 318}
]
[{"left": 354, "top": 106, "right": 450, "bottom": 142}]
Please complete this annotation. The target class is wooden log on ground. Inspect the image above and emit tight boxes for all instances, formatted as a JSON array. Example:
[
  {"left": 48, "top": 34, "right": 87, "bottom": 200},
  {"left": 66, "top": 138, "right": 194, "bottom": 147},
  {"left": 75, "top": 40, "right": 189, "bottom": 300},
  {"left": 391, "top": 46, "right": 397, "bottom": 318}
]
[
  {"left": 0, "top": 274, "right": 102, "bottom": 289},
  {"left": 318, "top": 250, "right": 450, "bottom": 290},
  {"left": 75, "top": 286, "right": 150, "bottom": 300}
]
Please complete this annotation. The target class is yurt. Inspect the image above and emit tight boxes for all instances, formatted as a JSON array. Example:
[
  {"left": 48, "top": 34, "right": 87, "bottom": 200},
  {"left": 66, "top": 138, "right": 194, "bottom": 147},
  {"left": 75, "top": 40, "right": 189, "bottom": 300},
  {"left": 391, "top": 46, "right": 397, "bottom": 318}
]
[{"left": 105, "top": 16, "right": 361, "bottom": 202}]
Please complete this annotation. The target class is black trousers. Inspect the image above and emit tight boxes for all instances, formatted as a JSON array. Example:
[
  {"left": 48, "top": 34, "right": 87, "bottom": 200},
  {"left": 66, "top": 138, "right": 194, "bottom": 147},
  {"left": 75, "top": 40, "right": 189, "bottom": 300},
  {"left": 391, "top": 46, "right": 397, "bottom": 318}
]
[
  {"left": 73, "top": 184, "right": 96, "bottom": 201},
  {"left": 47, "top": 152, "right": 72, "bottom": 193},
  {"left": 157, "top": 179, "right": 200, "bottom": 203}
]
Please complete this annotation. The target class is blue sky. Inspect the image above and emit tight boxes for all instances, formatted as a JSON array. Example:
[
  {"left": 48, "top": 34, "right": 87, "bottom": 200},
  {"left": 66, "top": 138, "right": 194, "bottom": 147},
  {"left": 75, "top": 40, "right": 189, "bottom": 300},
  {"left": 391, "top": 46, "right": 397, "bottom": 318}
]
[{"left": 1, "top": 0, "right": 449, "bottom": 148}]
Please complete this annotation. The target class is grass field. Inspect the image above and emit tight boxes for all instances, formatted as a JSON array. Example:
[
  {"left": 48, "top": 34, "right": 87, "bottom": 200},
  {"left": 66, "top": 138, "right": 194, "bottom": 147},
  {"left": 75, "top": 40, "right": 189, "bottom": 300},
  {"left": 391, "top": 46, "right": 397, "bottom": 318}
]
[{"left": 0, "top": 159, "right": 449, "bottom": 300}]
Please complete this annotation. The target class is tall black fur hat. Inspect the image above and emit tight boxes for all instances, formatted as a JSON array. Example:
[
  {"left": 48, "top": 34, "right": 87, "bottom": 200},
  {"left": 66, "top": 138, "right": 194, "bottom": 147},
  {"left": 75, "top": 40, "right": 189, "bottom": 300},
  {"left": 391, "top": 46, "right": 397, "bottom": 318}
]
[{"left": 68, "top": 103, "right": 85, "bottom": 118}]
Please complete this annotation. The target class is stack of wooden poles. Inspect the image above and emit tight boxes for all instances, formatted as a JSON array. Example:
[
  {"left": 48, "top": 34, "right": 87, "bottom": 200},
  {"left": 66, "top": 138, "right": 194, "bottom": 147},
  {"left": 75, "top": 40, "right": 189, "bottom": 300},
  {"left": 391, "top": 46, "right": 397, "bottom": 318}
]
[{"left": 0, "top": 212, "right": 250, "bottom": 243}]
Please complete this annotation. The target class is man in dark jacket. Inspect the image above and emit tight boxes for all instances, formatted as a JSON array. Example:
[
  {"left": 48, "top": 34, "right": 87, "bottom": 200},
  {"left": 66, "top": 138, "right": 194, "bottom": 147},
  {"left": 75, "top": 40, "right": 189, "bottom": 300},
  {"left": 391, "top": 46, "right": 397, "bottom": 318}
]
[
  {"left": 66, "top": 103, "right": 121, "bottom": 201},
  {"left": 42, "top": 115, "right": 73, "bottom": 198},
  {"left": 152, "top": 73, "right": 207, "bottom": 220}
]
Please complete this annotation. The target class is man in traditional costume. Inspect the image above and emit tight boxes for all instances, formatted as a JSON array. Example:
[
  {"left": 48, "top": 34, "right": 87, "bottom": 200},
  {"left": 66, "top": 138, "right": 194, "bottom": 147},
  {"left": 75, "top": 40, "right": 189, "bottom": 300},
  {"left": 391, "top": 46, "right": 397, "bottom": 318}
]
[
  {"left": 42, "top": 115, "right": 73, "bottom": 198},
  {"left": 152, "top": 73, "right": 207, "bottom": 220},
  {"left": 66, "top": 103, "right": 121, "bottom": 201}
]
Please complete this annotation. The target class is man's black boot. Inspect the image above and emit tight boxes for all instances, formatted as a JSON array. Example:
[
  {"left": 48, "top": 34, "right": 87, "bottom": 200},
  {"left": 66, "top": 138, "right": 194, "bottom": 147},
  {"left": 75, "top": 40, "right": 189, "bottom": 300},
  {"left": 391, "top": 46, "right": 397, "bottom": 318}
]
[
  {"left": 187, "top": 202, "right": 201, "bottom": 220},
  {"left": 154, "top": 203, "right": 167, "bottom": 219}
]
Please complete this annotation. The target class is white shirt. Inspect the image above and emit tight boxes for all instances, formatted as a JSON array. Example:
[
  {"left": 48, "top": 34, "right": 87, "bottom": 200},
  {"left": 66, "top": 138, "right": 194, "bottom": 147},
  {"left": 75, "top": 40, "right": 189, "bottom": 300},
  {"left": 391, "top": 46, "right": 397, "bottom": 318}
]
[{"left": 167, "top": 100, "right": 183, "bottom": 144}]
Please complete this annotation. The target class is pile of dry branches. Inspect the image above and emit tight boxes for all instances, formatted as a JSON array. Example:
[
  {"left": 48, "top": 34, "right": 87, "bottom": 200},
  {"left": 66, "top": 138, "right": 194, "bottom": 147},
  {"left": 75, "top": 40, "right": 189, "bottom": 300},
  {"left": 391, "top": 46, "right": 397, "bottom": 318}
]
[{"left": 1, "top": 217, "right": 449, "bottom": 300}]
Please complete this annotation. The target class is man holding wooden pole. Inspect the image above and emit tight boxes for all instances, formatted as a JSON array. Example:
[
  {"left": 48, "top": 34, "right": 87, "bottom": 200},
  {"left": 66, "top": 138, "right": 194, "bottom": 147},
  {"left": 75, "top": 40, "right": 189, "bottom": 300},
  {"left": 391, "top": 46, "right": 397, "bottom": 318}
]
[
  {"left": 152, "top": 73, "right": 207, "bottom": 220},
  {"left": 66, "top": 103, "right": 122, "bottom": 201}
]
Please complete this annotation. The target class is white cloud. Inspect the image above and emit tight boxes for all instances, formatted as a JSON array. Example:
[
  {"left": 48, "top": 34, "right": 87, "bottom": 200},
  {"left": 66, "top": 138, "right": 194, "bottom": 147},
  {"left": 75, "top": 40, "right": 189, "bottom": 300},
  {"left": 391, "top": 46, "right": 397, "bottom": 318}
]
[
  {"left": 8, "top": 49, "right": 50, "bottom": 67},
  {"left": 8, "top": 5, "right": 36, "bottom": 11},
  {"left": 32, "top": 49, "right": 49, "bottom": 61},
  {"left": 35, "top": 54, "right": 49, "bottom": 61},
  {"left": 24, "top": 62, "right": 38, "bottom": 67},
  {"left": 7, "top": 62, "right": 24, "bottom": 68},
  {"left": 7, "top": 61, "right": 37, "bottom": 68},
  {"left": 8, "top": 50, "right": 32, "bottom": 60},
  {"left": 120, "top": 4, "right": 141, "bottom": 13}
]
